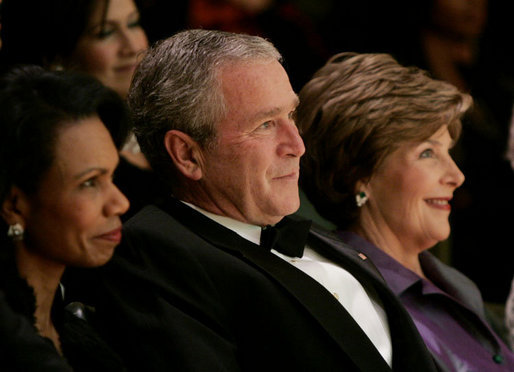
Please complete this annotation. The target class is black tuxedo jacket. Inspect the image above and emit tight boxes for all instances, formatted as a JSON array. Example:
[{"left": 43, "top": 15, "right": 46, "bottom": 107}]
[{"left": 69, "top": 198, "right": 437, "bottom": 371}]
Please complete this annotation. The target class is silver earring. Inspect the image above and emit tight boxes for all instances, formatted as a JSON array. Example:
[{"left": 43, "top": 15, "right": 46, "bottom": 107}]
[
  {"left": 355, "top": 191, "right": 368, "bottom": 207},
  {"left": 7, "top": 223, "right": 24, "bottom": 241}
]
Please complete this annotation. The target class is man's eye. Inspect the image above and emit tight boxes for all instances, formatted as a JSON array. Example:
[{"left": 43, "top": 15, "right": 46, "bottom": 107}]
[{"left": 259, "top": 121, "right": 272, "bottom": 129}]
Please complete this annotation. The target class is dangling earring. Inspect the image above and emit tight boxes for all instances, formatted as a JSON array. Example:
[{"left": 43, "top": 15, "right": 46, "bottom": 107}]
[
  {"left": 355, "top": 191, "right": 368, "bottom": 207},
  {"left": 7, "top": 223, "right": 24, "bottom": 241}
]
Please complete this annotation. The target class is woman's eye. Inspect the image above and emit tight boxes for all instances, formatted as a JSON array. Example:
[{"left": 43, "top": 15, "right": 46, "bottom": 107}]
[
  {"left": 97, "top": 28, "right": 114, "bottom": 39},
  {"left": 80, "top": 178, "right": 98, "bottom": 188},
  {"left": 128, "top": 19, "right": 142, "bottom": 28},
  {"left": 420, "top": 149, "right": 434, "bottom": 159}
]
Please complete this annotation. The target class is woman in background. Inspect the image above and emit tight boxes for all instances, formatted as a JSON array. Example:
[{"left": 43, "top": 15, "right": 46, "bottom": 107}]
[
  {"left": 0, "top": 0, "right": 167, "bottom": 219},
  {"left": 298, "top": 51, "right": 514, "bottom": 371},
  {"left": 0, "top": 0, "right": 147, "bottom": 98},
  {"left": 0, "top": 66, "right": 129, "bottom": 370}
]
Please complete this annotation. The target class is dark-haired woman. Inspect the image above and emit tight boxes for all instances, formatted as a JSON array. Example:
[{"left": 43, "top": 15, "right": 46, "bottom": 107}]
[
  {"left": 0, "top": 66, "right": 129, "bottom": 370},
  {"left": 1, "top": 0, "right": 169, "bottom": 220}
]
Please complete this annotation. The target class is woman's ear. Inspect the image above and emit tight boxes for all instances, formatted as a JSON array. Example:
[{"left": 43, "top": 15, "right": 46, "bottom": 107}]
[
  {"left": 355, "top": 179, "right": 369, "bottom": 195},
  {"left": 164, "top": 130, "right": 204, "bottom": 181},
  {"left": 1, "top": 186, "right": 30, "bottom": 226},
  {"left": 354, "top": 179, "right": 371, "bottom": 208}
]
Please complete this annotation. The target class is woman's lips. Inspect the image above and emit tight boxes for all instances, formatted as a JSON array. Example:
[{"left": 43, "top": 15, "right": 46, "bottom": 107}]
[
  {"left": 96, "top": 227, "right": 122, "bottom": 243},
  {"left": 425, "top": 198, "right": 451, "bottom": 211},
  {"left": 115, "top": 64, "right": 136, "bottom": 73}
]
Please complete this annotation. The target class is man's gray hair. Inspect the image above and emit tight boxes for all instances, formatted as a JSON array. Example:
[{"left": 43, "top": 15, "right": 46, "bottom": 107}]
[{"left": 128, "top": 29, "right": 282, "bottom": 187}]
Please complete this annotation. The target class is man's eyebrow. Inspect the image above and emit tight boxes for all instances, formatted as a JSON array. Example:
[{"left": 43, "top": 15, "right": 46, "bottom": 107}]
[{"left": 250, "top": 95, "right": 299, "bottom": 123}]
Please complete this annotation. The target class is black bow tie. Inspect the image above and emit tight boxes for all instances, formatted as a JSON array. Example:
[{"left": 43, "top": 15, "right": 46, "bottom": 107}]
[{"left": 260, "top": 217, "right": 312, "bottom": 257}]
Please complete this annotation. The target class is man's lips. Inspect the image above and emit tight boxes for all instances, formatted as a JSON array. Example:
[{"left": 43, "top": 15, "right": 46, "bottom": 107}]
[
  {"left": 95, "top": 227, "right": 122, "bottom": 243},
  {"left": 273, "top": 170, "right": 299, "bottom": 180}
]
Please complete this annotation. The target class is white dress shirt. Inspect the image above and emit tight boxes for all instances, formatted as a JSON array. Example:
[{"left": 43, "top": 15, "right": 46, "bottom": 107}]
[{"left": 184, "top": 202, "right": 393, "bottom": 366}]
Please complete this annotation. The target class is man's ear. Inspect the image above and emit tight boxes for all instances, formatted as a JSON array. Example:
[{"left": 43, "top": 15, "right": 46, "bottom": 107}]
[
  {"left": 1, "top": 186, "right": 30, "bottom": 226},
  {"left": 164, "top": 130, "right": 203, "bottom": 181}
]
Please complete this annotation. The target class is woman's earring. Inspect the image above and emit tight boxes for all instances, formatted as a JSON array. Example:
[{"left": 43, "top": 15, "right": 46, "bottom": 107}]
[
  {"left": 355, "top": 191, "right": 368, "bottom": 207},
  {"left": 7, "top": 223, "right": 24, "bottom": 241}
]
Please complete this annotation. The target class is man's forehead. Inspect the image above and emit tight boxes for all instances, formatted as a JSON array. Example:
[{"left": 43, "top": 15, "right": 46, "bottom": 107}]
[
  {"left": 219, "top": 60, "right": 296, "bottom": 108},
  {"left": 219, "top": 60, "right": 269, "bottom": 84}
]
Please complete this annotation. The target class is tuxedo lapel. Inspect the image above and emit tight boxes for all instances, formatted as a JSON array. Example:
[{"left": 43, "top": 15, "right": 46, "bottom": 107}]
[
  {"left": 161, "top": 198, "right": 391, "bottom": 371},
  {"left": 230, "top": 240, "right": 391, "bottom": 371}
]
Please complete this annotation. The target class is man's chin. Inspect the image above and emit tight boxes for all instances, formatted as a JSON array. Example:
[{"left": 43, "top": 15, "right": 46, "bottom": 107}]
[{"left": 275, "top": 199, "right": 302, "bottom": 220}]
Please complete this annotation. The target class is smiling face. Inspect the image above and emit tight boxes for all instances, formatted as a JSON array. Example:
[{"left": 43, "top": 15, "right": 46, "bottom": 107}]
[
  {"left": 196, "top": 59, "right": 305, "bottom": 226},
  {"left": 71, "top": 0, "right": 148, "bottom": 97},
  {"left": 359, "top": 126, "right": 465, "bottom": 253},
  {"left": 20, "top": 116, "right": 129, "bottom": 268}
]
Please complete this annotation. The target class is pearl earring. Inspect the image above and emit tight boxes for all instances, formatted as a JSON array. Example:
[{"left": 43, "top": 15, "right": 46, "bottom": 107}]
[
  {"left": 7, "top": 223, "right": 24, "bottom": 241},
  {"left": 355, "top": 192, "right": 368, "bottom": 207}
]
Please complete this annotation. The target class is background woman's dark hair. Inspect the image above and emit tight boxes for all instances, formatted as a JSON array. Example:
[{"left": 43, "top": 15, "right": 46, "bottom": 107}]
[
  {"left": 0, "top": 64, "right": 130, "bottom": 212},
  {"left": 0, "top": 0, "right": 109, "bottom": 69}
]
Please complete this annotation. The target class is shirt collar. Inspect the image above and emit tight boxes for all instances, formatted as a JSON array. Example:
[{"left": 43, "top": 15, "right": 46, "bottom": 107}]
[
  {"left": 182, "top": 201, "right": 262, "bottom": 245},
  {"left": 337, "top": 231, "right": 423, "bottom": 295}
]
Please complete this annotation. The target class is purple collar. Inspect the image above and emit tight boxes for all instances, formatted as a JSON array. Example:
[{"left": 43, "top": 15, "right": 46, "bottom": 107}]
[{"left": 335, "top": 231, "right": 446, "bottom": 297}]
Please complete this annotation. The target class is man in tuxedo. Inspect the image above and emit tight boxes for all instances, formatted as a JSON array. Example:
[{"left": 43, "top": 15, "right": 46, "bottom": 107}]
[{"left": 73, "top": 29, "right": 437, "bottom": 371}]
